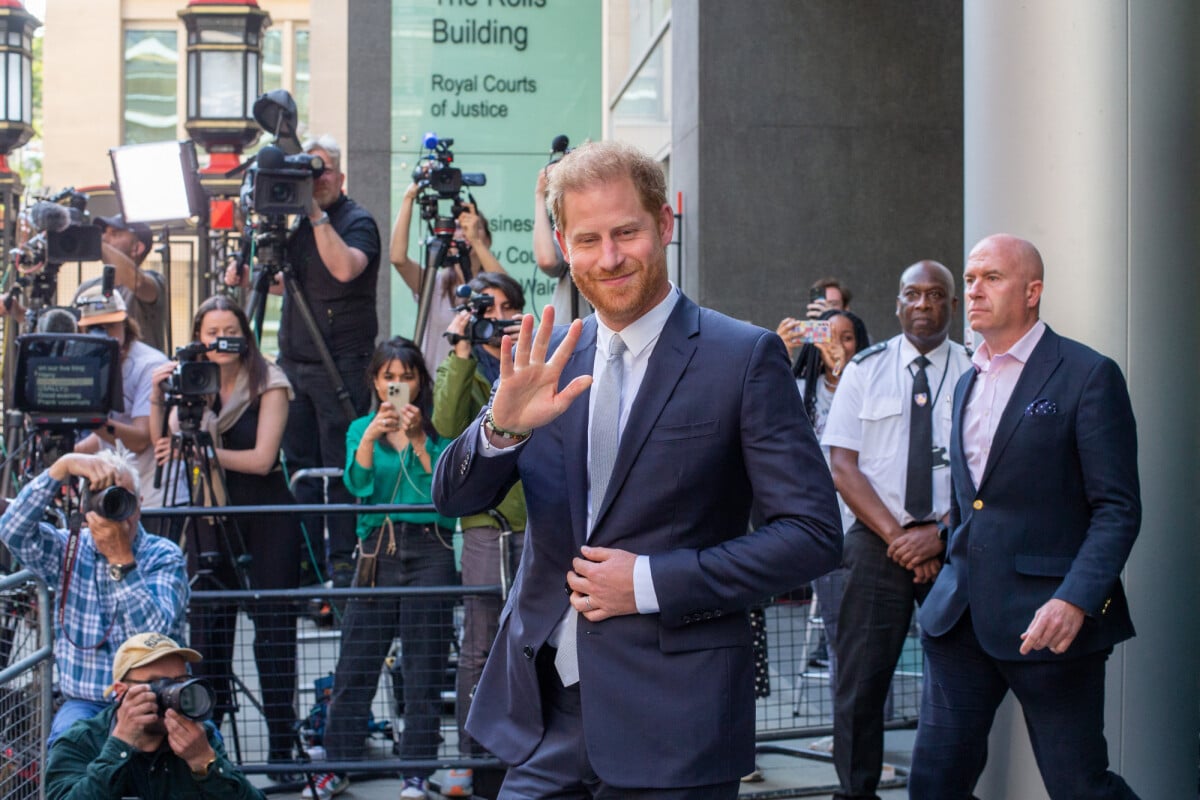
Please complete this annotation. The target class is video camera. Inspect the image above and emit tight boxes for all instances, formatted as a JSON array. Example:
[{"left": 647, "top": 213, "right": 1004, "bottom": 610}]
[
  {"left": 412, "top": 132, "right": 487, "bottom": 221},
  {"left": 10, "top": 188, "right": 103, "bottom": 268},
  {"left": 162, "top": 338, "right": 244, "bottom": 400},
  {"left": 444, "top": 284, "right": 521, "bottom": 346},
  {"left": 240, "top": 145, "right": 324, "bottom": 218}
]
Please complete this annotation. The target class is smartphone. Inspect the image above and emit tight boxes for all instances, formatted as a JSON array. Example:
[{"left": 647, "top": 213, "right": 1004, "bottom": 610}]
[
  {"left": 793, "top": 320, "right": 833, "bottom": 344},
  {"left": 386, "top": 382, "right": 410, "bottom": 413},
  {"left": 809, "top": 286, "right": 826, "bottom": 304}
]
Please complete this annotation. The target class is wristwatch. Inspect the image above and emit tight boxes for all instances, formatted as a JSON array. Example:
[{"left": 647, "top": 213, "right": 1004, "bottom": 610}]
[
  {"left": 311, "top": 212, "right": 331, "bottom": 228},
  {"left": 191, "top": 755, "right": 217, "bottom": 779},
  {"left": 108, "top": 562, "right": 136, "bottom": 582},
  {"left": 936, "top": 521, "right": 950, "bottom": 543}
]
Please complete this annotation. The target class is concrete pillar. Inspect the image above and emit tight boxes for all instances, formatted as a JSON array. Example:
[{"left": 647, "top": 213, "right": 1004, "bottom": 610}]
[
  {"left": 963, "top": 2, "right": 1199, "bottom": 797},
  {"left": 343, "top": 0, "right": 393, "bottom": 339},
  {"left": 671, "top": 0, "right": 963, "bottom": 339}
]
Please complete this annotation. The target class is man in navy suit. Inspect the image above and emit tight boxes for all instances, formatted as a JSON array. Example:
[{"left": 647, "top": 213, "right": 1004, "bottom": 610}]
[
  {"left": 908, "top": 234, "right": 1141, "bottom": 799},
  {"left": 433, "top": 141, "right": 842, "bottom": 798}
]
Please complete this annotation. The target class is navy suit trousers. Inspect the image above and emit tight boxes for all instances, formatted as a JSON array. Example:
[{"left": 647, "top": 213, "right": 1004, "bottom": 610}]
[{"left": 909, "top": 611, "right": 1140, "bottom": 800}]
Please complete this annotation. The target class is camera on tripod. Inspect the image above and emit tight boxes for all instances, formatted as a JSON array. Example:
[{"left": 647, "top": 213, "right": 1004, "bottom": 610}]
[
  {"left": 412, "top": 132, "right": 487, "bottom": 221},
  {"left": 10, "top": 188, "right": 103, "bottom": 269},
  {"left": 444, "top": 285, "right": 521, "bottom": 346},
  {"left": 162, "top": 338, "right": 244, "bottom": 401},
  {"left": 240, "top": 145, "right": 324, "bottom": 218}
]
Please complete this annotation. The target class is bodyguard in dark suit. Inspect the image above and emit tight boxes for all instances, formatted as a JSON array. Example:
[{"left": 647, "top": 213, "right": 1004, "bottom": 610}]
[
  {"left": 909, "top": 234, "right": 1141, "bottom": 799},
  {"left": 433, "top": 141, "right": 842, "bottom": 798}
]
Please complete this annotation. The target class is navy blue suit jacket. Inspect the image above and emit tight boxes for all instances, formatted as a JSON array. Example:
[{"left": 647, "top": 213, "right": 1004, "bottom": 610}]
[
  {"left": 433, "top": 294, "right": 842, "bottom": 787},
  {"left": 919, "top": 326, "right": 1141, "bottom": 661}
]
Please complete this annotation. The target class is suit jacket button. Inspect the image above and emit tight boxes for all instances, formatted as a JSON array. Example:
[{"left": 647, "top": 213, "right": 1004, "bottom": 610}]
[
  {"left": 522, "top": 646, "right": 535, "bottom": 659},
  {"left": 972, "top": 499, "right": 984, "bottom": 510}
]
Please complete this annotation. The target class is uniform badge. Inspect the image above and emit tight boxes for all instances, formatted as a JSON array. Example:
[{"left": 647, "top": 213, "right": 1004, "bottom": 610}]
[{"left": 914, "top": 392, "right": 928, "bottom": 407}]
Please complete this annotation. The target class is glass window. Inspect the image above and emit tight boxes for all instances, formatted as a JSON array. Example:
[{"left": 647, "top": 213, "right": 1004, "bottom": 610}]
[
  {"left": 262, "top": 28, "right": 283, "bottom": 94},
  {"left": 294, "top": 29, "right": 310, "bottom": 127},
  {"left": 124, "top": 30, "right": 179, "bottom": 144},
  {"left": 611, "top": 31, "right": 670, "bottom": 156}
]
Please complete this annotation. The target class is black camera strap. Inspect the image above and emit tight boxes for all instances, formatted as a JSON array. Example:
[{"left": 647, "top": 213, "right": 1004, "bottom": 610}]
[{"left": 59, "top": 499, "right": 117, "bottom": 650}]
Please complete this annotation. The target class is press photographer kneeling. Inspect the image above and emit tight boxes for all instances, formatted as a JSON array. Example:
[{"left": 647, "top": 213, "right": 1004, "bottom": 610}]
[
  {"left": 44, "top": 632, "right": 262, "bottom": 800},
  {"left": 0, "top": 451, "right": 189, "bottom": 744}
]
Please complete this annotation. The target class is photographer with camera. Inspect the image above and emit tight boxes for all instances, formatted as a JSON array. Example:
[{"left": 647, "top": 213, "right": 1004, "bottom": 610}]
[
  {"left": 149, "top": 295, "right": 303, "bottom": 771},
  {"left": 391, "top": 169, "right": 507, "bottom": 372},
  {"left": 431, "top": 272, "right": 527, "bottom": 795},
  {"left": 72, "top": 284, "right": 187, "bottom": 511},
  {"left": 44, "top": 631, "right": 262, "bottom": 800},
  {"left": 225, "top": 134, "right": 381, "bottom": 591},
  {"left": 70, "top": 215, "right": 168, "bottom": 353},
  {"left": 0, "top": 451, "right": 188, "bottom": 744}
]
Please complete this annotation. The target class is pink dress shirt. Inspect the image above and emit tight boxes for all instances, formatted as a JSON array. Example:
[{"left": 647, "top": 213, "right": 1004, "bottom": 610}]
[{"left": 962, "top": 320, "right": 1047, "bottom": 487}]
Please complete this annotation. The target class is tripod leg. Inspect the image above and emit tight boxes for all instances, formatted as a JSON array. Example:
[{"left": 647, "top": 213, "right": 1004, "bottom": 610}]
[{"left": 412, "top": 235, "right": 449, "bottom": 352}]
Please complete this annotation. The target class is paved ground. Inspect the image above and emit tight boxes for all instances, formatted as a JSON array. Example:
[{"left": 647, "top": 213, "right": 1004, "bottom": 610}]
[{"left": 250, "top": 729, "right": 917, "bottom": 800}]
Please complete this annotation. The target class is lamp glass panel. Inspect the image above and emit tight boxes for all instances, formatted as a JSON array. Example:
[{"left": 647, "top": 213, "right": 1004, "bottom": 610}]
[
  {"left": 197, "top": 18, "right": 246, "bottom": 45},
  {"left": 7, "top": 32, "right": 19, "bottom": 47},
  {"left": 198, "top": 50, "right": 244, "bottom": 118},
  {"left": 22, "top": 53, "right": 30, "bottom": 123},
  {"left": 245, "top": 53, "right": 259, "bottom": 118},
  {"left": 6, "top": 53, "right": 20, "bottom": 122}
]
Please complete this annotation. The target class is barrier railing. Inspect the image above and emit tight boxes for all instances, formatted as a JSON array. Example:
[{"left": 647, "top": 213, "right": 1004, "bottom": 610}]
[{"left": 0, "top": 570, "right": 52, "bottom": 800}]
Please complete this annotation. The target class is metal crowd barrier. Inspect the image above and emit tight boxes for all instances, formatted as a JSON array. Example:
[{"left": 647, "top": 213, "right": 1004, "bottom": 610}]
[{"left": 0, "top": 570, "right": 52, "bottom": 800}]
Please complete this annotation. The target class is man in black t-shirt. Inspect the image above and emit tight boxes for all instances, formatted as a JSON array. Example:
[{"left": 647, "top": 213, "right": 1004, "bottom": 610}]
[{"left": 226, "top": 134, "right": 381, "bottom": 589}]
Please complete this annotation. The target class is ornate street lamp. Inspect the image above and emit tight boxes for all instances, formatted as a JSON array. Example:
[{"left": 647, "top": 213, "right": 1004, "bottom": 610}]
[
  {"left": 178, "top": 0, "right": 270, "bottom": 195},
  {"left": 0, "top": 0, "right": 38, "bottom": 242}
]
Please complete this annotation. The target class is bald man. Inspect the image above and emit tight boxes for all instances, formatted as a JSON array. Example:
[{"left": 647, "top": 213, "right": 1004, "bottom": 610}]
[
  {"left": 909, "top": 235, "right": 1141, "bottom": 799},
  {"left": 821, "top": 260, "right": 972, "bottom": 800}
]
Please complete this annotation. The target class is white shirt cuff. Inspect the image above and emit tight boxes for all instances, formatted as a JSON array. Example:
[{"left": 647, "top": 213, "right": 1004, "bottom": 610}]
[{"left": 633, "top": 555, "right": 659, "bottom": 613}]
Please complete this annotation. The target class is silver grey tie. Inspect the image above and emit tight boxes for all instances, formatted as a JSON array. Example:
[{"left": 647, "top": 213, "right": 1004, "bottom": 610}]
[{"left": 555, "top": 334, "right": 627, "bottom": 686}]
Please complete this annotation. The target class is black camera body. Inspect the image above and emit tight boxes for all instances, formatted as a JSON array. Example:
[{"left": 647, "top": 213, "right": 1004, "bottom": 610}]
[
  {"left": 445, "top": 287, "right": 520, "bottom": 346},
  {"left": 147, "top": 676, "right": 215, "bottom": 721},
  {"left": 241, "top": 145, "right": 324, "bottom": 218}
]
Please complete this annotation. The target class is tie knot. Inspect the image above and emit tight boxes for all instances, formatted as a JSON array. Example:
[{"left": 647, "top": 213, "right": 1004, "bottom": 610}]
[
  {"left": 913, "top": 355, "right": 930, "bottom": 370},
  {"left": 608, "top": 334, "right": 627, "bottom": 359}
]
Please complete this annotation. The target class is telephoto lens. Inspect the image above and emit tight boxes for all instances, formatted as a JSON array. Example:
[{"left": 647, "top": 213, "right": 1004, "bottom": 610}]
[
  {"left": 150, "top": 677, "right": 216, "bottom": 721},
  {"left": 86, "top": 486, "right": 138, "bottom": 522}
]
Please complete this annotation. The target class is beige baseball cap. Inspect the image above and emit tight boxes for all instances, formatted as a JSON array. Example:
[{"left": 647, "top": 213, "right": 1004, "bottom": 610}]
[
  {"left": 105, "top": 632, "right": 202, "bottom": 696},
  {"left": 76, "top": 284, "right": 128, "bottom": 328}
]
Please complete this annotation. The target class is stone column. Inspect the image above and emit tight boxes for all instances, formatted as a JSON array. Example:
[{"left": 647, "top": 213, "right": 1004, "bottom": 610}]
[{"left": 964, "top": 2, "right": 1199, "bottom": 797}]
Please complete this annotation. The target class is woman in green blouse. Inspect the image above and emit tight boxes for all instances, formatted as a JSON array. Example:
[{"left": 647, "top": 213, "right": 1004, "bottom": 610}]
[{"left": 315, "top": 337, "right": 457, "bottom": 797}]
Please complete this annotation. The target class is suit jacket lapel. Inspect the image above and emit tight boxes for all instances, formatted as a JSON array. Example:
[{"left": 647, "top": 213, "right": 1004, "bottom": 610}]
[
  {"left": 562, "top": 318, "right": 597, "bottom": 548},
  {"left": 977, "top": 327, "right": 1063, "bottom": 490},
  {"left": 591, "top": 296, "right": 700, "bottom": 536}
]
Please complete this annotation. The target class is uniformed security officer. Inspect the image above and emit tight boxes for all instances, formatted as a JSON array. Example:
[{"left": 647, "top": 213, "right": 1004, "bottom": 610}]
[{"left": 820, "top": 260, "right": 973, "bottom": 800}]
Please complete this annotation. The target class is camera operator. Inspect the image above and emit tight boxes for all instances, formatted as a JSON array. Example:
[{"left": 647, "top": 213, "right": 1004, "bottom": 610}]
[
  {"left": 391, "top": 176, "right": 509, "bottom": 371},
  {"left": 0, "top": 451, "right": 188, "bottom": 744},
  {"left": 225, "top": 133, "right": 381, "bottom": 589},
  {"left": 72, "top": 286, "right": 186, "bottom": 511},
  {"left": 149, "top": 295, "right": 303, "bottom": 772},
  {"left": 72, "top": 215, "right": 167, "bottom": 353},
  {"left": 534, "top": 163, "right": 590, "bottom": 322},
  {"left": 44, "top": 632, "right": 262, "bottom": 800},
  {"left": 431, "top": 273, "right": 527, "bottom": 793}
]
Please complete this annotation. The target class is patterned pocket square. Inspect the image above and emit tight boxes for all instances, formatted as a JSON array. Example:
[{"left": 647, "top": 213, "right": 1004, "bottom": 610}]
[{"left": 1024, "top": 398, "right": 1058, "bottom": 416}]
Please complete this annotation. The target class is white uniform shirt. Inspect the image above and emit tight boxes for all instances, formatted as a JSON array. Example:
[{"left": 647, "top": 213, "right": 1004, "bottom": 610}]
[{"left": 821, "top": 334, "right": 972, "bottom": 528}]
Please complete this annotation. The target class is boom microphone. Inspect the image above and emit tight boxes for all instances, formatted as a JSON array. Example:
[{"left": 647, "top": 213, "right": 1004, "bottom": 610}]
[
  {"left": 28, "top": 201, "right": 71, "bottom": 234},
  {"left": 550, "top": 135, "right": 569, "bottom": 155}
]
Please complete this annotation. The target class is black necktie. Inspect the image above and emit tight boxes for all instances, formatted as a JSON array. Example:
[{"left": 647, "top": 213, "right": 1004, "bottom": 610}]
[{"left": 905, "top": 355, "right": 933, "bottom": 521}]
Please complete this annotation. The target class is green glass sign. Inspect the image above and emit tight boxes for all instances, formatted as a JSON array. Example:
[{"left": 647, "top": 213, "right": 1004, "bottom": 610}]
[{"left": 389, "top": 0, "right": 602, "bottom": 336}]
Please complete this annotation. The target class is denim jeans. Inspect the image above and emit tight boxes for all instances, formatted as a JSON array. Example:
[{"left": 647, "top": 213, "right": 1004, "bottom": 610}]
[{"left": 324, "top": 522, "right": 457, "bottom": 780}]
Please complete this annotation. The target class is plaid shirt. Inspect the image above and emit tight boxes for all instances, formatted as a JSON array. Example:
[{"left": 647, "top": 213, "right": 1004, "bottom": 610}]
[{"left": 0, "top": 471, "right": 189, "bottom": 703}]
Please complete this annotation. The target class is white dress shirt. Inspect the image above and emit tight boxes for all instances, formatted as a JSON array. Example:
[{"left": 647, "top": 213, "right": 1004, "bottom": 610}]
[{"left": 821, "top": 334, "right": 972, "bottom": 527}]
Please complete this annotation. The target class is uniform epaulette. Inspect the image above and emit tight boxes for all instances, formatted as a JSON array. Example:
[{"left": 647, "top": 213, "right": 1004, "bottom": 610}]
[{"left": 851, "top": 341, "right": 888, "bottom": 364}]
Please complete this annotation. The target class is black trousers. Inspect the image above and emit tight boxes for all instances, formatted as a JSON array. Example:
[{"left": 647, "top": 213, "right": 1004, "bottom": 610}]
[
  {"left": 832, "top": 523, "right": 930, "bottom": 800},
  {"left": 278, "top": 355, "right": 372, "bottom": 575}
]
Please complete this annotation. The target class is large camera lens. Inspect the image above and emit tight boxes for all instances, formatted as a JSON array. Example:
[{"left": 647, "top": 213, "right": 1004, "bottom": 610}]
[
  {"left": 87, "top": 486, "right": 137, "bottom": 522},
  {"left": 150, "top": 677, "right": 215, "bottom": 721}
]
